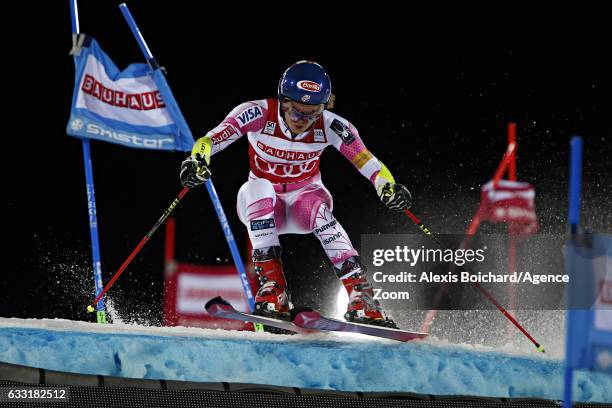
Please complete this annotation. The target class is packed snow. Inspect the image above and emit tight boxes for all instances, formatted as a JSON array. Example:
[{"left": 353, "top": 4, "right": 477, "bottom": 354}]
[{"left": 1, "top": 317, "right": 611, "bottom": 402}]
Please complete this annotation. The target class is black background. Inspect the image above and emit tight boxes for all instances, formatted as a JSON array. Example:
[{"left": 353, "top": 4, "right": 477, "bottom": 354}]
[{"left": 2, "top": 2, "right": 610, "bottom": 325}]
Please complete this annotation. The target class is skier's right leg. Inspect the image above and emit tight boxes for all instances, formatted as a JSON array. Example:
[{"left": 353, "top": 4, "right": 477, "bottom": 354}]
[{"left": 237, "top": 178, "right": 291, "bottom": 315}]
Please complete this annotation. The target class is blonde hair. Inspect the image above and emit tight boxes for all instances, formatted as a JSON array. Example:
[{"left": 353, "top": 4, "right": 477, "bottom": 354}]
[{"left": 327, "top": 93, "right": 336, "bottom": 109}]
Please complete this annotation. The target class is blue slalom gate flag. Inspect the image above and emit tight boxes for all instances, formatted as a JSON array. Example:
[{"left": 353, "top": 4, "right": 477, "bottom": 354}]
[
  {"left": 66, "top": 35, "right": 193, "bottom": 151},
  {"left": 565, "top": 233, "right": 612, "bottom": 373}
]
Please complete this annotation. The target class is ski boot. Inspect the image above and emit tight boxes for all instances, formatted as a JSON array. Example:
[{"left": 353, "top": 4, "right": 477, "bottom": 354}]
[
  {"left": 335, "top": 256, "right": 398, "bottom": 328},
  {"left": 252, "top": 246, "right": 293, "bottom": 319}
]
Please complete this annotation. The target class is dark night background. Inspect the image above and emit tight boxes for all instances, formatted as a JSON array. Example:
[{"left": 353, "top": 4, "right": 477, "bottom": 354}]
[{"left": 2, "top": 3, "right": 610, "bottom": 327}]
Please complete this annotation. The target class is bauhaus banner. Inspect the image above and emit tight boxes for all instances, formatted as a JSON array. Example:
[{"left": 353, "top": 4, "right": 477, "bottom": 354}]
[{"left": 66, "top": 36, "right": 192, "bottom": 151}]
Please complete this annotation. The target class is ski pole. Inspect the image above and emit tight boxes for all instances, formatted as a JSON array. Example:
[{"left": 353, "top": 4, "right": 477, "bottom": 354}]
[
  {"left": 402, "top": 208, "right": 545, "bottom": 353},
  {"left": 86, "top": 187, "right": 190, "bottom": 313}
]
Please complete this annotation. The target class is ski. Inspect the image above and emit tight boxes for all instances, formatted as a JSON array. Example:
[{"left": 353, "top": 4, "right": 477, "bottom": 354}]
[
  {"left": 204, "top": 296, "right": 314, "bottom": 335},
  {"left": 205, "top": 296, "right": 428, "bottom": 342},
  {"left": 292, "top": 309, "right": 428, "bottom": 342}
]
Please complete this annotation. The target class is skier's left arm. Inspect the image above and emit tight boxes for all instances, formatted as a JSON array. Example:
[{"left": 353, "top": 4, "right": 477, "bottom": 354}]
[{"left": 327, "top": 114, "right": 413, "bottom": 211}]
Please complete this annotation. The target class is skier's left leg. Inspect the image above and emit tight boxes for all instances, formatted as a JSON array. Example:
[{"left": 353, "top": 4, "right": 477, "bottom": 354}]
[
  {"left": 290, "top": 182, "right": 394, "bottom": 326},
  {"left": 311, "top": 203, "right": 393, "bottom": 325}
]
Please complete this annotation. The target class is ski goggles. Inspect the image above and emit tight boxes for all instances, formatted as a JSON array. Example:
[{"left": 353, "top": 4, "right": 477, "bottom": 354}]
[{"left": 283, "top": 100, "right": 324, "bottom": 122}]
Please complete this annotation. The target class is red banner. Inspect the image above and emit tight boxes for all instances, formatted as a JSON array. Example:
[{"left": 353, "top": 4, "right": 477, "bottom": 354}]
[
  {"left": 479, "top": 179, "right": 539, "bottom": 236},
  {"left": 164, "top": 262, "right": 253, "bottom": 331}
]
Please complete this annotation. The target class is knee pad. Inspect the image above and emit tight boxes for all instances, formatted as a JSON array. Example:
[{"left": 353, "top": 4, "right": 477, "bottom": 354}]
[{"left": 237, "top": 178, "right": 276, "bottom": 224}]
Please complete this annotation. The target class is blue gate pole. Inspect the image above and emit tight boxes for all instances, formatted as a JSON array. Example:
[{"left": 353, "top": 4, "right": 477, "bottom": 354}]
[
  {"left": 568, "top": 136, "right": 583, "bottom": 235},
  {"left": 205, "top": 182, "right": 255, "bottom": 311},
  {"left": 118, "top": 3, "right": 255, "bottom": 312},
  {"left": 564, "top": 135, "right": 583, "bottom": 408},
  {"left": 70, "top": 0, "right": 107, "bottom": 323}
]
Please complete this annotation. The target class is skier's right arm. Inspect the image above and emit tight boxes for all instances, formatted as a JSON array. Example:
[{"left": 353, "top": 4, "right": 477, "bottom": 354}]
[{"left": 180, "top": 100, "right": 268, "bottom": 188}]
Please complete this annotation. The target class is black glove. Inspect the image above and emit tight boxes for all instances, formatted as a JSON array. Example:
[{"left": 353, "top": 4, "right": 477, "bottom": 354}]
[
  {"left": 379, "top": 182, "right": 413, "bottom": 211},
  {"left": 180, "top": 154, "right": 211, "bottom": 188}
]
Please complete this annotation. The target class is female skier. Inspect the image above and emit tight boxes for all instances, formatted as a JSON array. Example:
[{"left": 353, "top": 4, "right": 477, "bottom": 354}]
[{"left": 180, "top": 61, "right": 412, "bottom": 327}]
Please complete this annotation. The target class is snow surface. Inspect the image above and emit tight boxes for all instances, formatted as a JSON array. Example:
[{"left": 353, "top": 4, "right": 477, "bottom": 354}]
[{"left": 1, "top": 317, "right": 611, "bottom": 403}]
